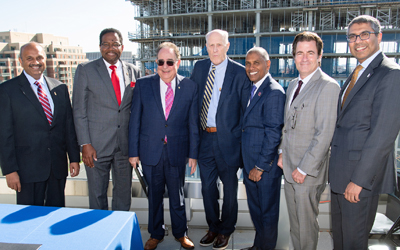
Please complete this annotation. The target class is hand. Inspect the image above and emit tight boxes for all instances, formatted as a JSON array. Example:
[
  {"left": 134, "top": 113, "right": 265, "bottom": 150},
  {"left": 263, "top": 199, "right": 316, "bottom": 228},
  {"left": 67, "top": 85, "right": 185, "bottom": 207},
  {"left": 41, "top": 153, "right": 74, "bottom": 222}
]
[
  {"left": 292, "top": 169, "right": 306, "bottom": 184},
  {"left": 277, "top": 153, "right": 283, "bottom": 169},
  {"left": 82, "top": 144, "right": 97, "bottom": 168},
  {"left": 129, "top": 157, "right": 140, "bottom": 169},
  {"left": 69, "top": 162, "right": 80, "bottom": 177},
  {"left": 188, "top": 158, "right": 197, "bottom": 175},
  {"left": 344, "top": 182, "right": 363, "bottom": 203},
  {"left": 249, "top": 167, "right": 263, "bottom": 182},
  {"left": 6, "top": 172, "right": 21, "bottom": 192}
]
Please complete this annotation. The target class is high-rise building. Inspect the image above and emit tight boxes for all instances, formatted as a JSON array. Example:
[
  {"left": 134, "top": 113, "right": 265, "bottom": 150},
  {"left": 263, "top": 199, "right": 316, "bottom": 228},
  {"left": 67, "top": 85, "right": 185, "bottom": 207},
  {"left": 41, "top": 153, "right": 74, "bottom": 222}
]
[
  {"left": 0, "top": 31, "right": 88, "bottom": 97},
  {"left": 127, "top": 0, "right": 400, "bottom": 169}
]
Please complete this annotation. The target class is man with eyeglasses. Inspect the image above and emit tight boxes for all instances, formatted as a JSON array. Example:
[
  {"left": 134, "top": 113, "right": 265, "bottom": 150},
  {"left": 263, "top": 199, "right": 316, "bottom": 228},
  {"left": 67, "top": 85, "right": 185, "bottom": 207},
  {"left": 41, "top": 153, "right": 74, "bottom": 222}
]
[
  {"left": 329, "top": 15, "right": 400, "bottom": 249},
  {"left": 129, "top": 42, "right": 199, "bottom": 250},
  {"left": 73, "top": 28, "right": 141, "bottom": 211}
]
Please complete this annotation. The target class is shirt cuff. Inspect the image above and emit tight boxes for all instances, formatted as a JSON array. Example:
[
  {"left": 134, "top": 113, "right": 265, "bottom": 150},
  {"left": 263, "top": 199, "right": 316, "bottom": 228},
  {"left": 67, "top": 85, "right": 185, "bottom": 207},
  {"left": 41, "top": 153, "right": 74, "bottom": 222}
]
[{"left": 297, "top": 167, "right": 307, "bottom": 176}]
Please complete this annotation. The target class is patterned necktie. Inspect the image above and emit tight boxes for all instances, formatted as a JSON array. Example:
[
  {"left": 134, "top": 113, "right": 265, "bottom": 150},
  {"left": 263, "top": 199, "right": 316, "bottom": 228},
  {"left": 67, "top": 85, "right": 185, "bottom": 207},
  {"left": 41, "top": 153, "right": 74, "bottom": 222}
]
[
  {"left": 164, "top": 82, "right": 173, "bottom": 143},
  {"left": 342, "top": 65, "right": 363, "bottom": 108},
  {"left": 291, "top": 80, "right": 303, "bottom": 105},
  {"left": 34, "top": 81, "right": 53, "bottom": 125},
  {"left": 250, "top": 84, "right": 257, "bottom": 100},
  {"left": 200, "top": 65, "right": 216, "bottom": 130},
  {"left": 109, "top": 65, "right": 121, "bottom": 106}
]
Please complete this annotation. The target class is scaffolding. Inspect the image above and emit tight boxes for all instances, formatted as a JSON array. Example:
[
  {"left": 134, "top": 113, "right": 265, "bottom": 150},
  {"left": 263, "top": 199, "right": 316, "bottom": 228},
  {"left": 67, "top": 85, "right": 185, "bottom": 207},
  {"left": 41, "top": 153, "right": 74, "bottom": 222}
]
[
  {"left": 215, "top": 0, "right": 229, "bottom": 11},
  {"left": 320, "top": 11, "right": 335, "bottom": 30},
  {"left": 346, "top": 9, "right": 360, "bottom": 26},
  {"left": 240, "top": 0, "right": 254, "bottom": 9},
  {"left": 291, "top": 11, "right": 304, "bottom": 31}
]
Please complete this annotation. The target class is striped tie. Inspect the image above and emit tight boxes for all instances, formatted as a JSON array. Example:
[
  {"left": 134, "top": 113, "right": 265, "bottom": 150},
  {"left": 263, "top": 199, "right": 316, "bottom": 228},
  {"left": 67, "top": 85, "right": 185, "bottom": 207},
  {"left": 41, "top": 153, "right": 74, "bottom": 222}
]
[
  {"left": 165, "top": 82, "right": 173, "bottom": 143},
  {"left": 34, "top": 81, "right": 53, "bottom": 125},
  {"left": 200, "top": 65, "right": 216, "bottom": 130}
]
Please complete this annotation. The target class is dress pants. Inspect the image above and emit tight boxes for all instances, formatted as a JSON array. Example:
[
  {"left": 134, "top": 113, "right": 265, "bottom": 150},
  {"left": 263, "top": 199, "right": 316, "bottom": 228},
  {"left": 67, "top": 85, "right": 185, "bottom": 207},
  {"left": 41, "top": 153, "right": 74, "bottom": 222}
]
[
  {"left": 142, "top": 144, "right": 187, "bottom": 240},
  {"left": 284, "top": 180, "right": 326, "bottom": 250},
  {"left": 243, "top": 169, "right": 281, "bottom": 250},
  {"left": 331, "top": 191, "right": 379, "bottom": 250},
  {"left": 17, "top": 169, "right": 66, "bottom": 207},
  {"left": 198, "top": 132, "right": 238, "bottom": 236},
  {"left": 85, "top": 147, "right": 132, "bottom": 211}
]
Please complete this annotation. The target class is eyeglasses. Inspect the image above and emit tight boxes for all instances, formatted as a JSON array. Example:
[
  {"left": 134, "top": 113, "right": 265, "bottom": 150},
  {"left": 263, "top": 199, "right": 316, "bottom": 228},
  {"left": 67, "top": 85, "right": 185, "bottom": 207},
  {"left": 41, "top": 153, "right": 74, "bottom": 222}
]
[
  {"left": 100, "top": 43, "right": 122, "bottom": 49},
  {"left": 347, "top": 31, "right": 379, "bottom": 43},
  {"left": 156, "top": 59, "right": 175, "bottom": 66}
]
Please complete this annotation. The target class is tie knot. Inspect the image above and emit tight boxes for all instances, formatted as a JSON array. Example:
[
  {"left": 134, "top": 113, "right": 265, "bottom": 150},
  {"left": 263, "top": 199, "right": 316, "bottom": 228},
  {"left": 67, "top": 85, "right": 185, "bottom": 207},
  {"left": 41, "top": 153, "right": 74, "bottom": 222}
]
[
  {"left": 298, "top": 80, "right": 303, "bottom": 87},
  {"left": 109, "top": 65, "right": 117, "bottom": 71},
  {"left": 354, "top": 64, "right": 363, "bottom": 73},
  {"left": 34, "top": 81, "right": 41, "bottom": 87},
  {"left": 165, "top": 82, "right": 172, "bottom": 87},
  {"left": 212, "top": 65, "right": 216, "bottom": 71}
]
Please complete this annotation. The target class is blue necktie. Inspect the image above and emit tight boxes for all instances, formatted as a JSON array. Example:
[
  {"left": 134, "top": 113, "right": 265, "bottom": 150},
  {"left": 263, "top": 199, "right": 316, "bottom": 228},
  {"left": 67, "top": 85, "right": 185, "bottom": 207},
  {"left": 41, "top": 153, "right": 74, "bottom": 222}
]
[{"left": 250, "top": 85, "right": 257, "bottom": 100}]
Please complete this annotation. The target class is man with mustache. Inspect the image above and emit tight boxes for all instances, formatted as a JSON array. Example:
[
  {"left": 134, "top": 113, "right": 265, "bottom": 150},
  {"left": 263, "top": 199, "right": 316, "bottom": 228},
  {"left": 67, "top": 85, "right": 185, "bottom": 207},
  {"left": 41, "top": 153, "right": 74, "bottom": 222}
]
[
  {"left": 0, "top": 42, "right": 80, "bottom": 206},
  {"left": 73, "top": 28, "right": 141, "bottom": 211},
  {"left": 329, "top": 15, "right": 400, "bottom": 250}
]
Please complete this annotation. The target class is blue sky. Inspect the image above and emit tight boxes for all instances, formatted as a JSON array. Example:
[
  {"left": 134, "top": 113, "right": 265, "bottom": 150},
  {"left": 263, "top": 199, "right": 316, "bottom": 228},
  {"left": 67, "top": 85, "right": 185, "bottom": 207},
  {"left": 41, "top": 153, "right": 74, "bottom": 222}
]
[{"left": 0, "top": 0, "right": 138, "bottom": 53}]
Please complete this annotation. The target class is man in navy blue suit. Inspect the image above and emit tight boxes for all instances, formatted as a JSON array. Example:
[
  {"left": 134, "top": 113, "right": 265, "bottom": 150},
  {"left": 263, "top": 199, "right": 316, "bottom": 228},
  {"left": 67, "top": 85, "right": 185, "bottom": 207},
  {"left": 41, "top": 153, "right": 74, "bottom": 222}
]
[
  {"left": 129, "top": 42, "right": 199, "bottom": 250},
  {"left": 190, "top": 29, "right": 251, "bottom": 250},
  {"left": 241, "top": 47, "right": 285, "bottom": 250}
]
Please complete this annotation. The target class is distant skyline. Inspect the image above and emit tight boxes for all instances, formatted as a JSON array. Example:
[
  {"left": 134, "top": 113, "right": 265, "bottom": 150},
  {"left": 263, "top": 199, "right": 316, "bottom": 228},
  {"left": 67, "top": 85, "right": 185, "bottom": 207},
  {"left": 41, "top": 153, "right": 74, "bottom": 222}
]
[{"left": 0, "top": 0, "right": 139, "bottom": 54}]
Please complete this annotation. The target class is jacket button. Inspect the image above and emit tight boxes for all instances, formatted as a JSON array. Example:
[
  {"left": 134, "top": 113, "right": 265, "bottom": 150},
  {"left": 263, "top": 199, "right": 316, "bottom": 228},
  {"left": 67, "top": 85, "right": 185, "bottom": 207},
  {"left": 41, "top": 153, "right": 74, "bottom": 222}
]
[
  {"left": 165, "top": 125, "right": 168, "bottom": 127},
  {"left": 284, "top": 130, "right": 287, "bottom": 133},
  {"left": 242, "top": 129, "right": 245, "bottom": 132},
  {"left": 118, "top": 125, "right": 120, "bottom": 128},
  {"left": 48, "top": 148, "right": 51, "bottom": 151}
]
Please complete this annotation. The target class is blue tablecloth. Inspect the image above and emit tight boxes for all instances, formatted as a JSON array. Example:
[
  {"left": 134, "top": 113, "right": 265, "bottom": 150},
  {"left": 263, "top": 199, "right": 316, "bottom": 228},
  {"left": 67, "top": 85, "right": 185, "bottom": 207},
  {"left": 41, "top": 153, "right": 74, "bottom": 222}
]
[{"left": 0, "top": 204, "right": 143, "bottom": 250}]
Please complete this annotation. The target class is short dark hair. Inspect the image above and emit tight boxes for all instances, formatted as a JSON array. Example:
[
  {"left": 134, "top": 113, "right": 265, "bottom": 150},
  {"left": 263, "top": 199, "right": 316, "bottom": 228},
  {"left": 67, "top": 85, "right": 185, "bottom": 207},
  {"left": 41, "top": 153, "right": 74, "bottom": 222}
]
[
  {"left": 347, "top": 15, "right": 381, "bottom": 35},
  {"left": 99, "top": 28, "right": 123, "bottom": 45},
  {"left": 156, "top": 42, "right": 181, "bottom": 60},
  {"left": 292, "top": 31, "right": 323, "bottom": 57}
]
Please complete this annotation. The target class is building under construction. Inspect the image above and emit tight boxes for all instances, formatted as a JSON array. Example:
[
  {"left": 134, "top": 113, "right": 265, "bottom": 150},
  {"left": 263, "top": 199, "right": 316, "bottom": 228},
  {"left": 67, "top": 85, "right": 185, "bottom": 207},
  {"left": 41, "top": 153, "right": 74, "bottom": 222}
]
[{"left": 128, "top": 0, "right": 400, "bottom": 87}]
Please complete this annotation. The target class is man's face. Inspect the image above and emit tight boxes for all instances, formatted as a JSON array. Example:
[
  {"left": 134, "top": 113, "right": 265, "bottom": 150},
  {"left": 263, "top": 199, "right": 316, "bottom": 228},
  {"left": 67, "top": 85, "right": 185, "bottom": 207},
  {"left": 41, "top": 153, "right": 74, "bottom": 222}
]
[
  {"left": 19, "top": 43, "right": 46, "bottom": 80},
  {"left": 100, "top": 32, "right": 124, "bottom": 65},
  {"left": 294, "top": 40, "right": 321, "bottom": 79},
  {"left": 348, "top": 22, "right": 382, "bottom": 63},
  {"left": 245, "top": 52, "right": 271, "bottom": 83},
  {"left": 206, "top": 32, "right": 230, "bottom": 66},
  {"left": 157, "top": 47, "right": 180, "bottom": 83}
]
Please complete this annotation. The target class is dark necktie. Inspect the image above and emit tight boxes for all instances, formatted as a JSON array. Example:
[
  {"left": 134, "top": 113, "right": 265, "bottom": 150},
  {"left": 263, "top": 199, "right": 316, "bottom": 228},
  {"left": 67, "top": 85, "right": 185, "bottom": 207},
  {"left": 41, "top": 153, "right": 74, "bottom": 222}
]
[
  {"left": 200, "top": 65, "right": 216, "bottom": 130},
  {"left": 291, "top": 80, "right": 303, "bottom": 105},
  {"left": 342, "top": 65, "right": 363, "bottom": 108},
  {"left": 250, "top": 84, "right": 257, "bottom": 100},
  {"left": 34, "top": 81, "right": 53, "bottom": 125},
  {"left": 109, "top": 65, "right": 121, "bottom": 106}
]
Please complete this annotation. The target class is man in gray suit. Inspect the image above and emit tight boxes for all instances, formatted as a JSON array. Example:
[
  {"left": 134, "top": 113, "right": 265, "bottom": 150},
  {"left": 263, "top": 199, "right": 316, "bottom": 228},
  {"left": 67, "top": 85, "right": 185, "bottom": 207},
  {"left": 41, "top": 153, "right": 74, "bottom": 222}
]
[
  {"left": 277, "top": 32, "right": 340, "bottom": 250},
  {"left": 73, "top": 28, "right": 141, "bottom": 210},
  {"left": 329, "top": 15, "right": 400, "bottom": 250}
]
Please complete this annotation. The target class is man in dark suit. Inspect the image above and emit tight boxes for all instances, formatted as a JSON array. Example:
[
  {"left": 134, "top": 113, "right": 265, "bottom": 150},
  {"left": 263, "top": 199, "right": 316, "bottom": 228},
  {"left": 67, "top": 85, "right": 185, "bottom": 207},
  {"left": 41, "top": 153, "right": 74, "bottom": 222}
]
[
  {"left": 241, "top": 47, "right": 285, "bottom": 250},
  {"left": 0, "top": 42, "right": 80, "bottom": 206},
  {"left": 329, "top": 15, "right": 400, "bottom": 250},
  {"left": 129, "top": 42, "right": 199, "bottom": 250},
  {"left": 73, "top": 28, "right": 141, "bottom": 211},
  {"left": 190, "top": 29, "right": 251, "bottom": 249}
]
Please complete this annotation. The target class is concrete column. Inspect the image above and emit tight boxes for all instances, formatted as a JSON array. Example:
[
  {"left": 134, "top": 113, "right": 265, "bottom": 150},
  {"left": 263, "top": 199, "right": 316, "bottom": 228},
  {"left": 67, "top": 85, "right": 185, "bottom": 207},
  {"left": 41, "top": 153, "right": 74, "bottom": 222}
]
[
  {"left": 255, "top": 10, "right": 261, "bottom": 34},
  {"left": 163, "top": 0, "right": 168, "bottom": 15},
  {"left": 365, "top": 8, "right": 371, "bottom": 15},
  {"left": 164, "top": 17, "right": 169, "bottom": 35},
  {"left": 308, "top": 11, "right": 313, "bottom": 30},
  {"left": 255, "top": 34, "right": 260, "bottom": 47},
  {"left": 256, "top": 0, "right": 260, "bottom": 9},
  {"left": 208, "top": 14, "right": 213, "bottom": 32}
]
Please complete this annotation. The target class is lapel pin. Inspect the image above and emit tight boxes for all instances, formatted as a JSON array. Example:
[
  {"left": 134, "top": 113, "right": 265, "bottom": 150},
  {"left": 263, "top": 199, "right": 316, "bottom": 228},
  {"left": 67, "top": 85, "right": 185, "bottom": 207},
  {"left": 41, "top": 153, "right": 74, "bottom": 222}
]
[
  {"left": 367, "top": 73, "right": 371, "bottom": 78},
  {"left": 258, "top": 92, "right": 261, "bottom": 96},
  {"left": 178, "top": 86, "right": 180, "bottom": 89},
  {"left": 219, "top": 88, "right": 221, "bottom": 91},
  {"left": 54, "top": 92, "right": 57, "bottom": 96},
  {"left": 126, "top": 72, "right": 128, "bottom": 76}
]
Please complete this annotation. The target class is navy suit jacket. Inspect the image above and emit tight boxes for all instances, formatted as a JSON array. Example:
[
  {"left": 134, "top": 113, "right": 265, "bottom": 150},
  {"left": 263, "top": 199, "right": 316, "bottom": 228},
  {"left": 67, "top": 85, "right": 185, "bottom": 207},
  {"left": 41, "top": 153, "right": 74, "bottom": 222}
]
[
  {"left": 241, "top": 75, "right": 285, "bottom": 176},
  {"left": 190, "top": 58, "right": 251, "bottom": 167},
  {"left": 129, "top": 74, "right": 199, "bottom": 167},
  {"left": 0, "top": 74, "right": 80, "bottom": 183}
]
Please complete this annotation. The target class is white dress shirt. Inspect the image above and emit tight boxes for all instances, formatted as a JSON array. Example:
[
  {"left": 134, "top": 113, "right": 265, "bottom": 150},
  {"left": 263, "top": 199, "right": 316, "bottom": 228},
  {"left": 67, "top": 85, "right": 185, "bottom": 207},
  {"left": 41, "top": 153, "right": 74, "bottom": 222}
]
[
  {"left": 24, "top": 71, "right": 54, "bottom": 114},
  {"left": 103, "top": 59, "right": 125, "bottom": 100}
]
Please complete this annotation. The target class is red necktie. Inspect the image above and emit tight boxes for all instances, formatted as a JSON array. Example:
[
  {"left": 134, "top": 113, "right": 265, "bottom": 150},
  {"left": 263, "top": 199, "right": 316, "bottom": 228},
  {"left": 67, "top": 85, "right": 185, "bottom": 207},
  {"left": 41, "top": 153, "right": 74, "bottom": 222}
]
[
  {"left": 291, "top": 80, "right": 303, "bottom": 105},
  {"left": 109, "top": 65, "right": 121, "bottom": 106},
  {"left": 34, "top": 81, "right": 53, "bottom": 125}
]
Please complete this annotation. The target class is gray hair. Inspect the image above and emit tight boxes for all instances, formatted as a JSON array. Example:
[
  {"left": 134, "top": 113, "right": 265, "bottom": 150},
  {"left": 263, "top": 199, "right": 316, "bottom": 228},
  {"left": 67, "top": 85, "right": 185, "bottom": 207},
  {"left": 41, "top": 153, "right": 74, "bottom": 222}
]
[
  {"left": 347, "top": 15, "right": 381, "bottom": 35},
  {"left": 246, "top": 47, "right": 270, "bottom": 61},
  {"left": 206, "top": 29, "right": 229, "bottom": 45}
]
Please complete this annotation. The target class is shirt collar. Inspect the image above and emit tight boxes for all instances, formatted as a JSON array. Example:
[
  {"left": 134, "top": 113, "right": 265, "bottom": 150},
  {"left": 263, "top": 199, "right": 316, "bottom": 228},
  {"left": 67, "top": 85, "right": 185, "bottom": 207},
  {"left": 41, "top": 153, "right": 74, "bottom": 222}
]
[
  {"left": 359, "top": 49, "right": 381, "bottom": 69},
  {"left": 23, "top": 70, "right": 45, "bottom": 85},
  {"left": 298, "top": 67, "right": 319, "bottom": 84},
  {"left": 211, "top": 57, "right": 228, "bottom": 71},
  {"left": 103, "top": 59, "right": 122, "bottom": 69},
  {"left": 253, "top": 72, "right": 270, "bottom": 88}
]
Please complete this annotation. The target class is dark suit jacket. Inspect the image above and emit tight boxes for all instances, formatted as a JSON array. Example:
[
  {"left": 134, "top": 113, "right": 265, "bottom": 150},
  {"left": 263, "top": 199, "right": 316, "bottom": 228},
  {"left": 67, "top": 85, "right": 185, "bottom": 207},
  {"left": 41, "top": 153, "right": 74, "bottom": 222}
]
[
  {"left": 73, "top": 58, "right": 141, "bottom": 157},
  {"left": 190, "top": 58, "right": 251, "bottom": 167},
  {"left": 128, "top": 74, "right": 199, "bottom": 167},
  {"left": 241, "top": 75, "right": 285, "bottom": 177},
  {"left": 329, "top": 52, "right": 400, "bottom": 197},
  {"left": 0, "top": 73, "right": 80, "bottom": 183}
]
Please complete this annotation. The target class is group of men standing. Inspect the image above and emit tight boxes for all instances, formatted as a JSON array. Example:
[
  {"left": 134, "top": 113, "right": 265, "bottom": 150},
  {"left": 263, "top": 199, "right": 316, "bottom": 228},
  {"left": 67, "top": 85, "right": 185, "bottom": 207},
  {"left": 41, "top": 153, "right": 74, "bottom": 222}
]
[{"left": 0, "top": 14, "right": 399, "bottom": 250}]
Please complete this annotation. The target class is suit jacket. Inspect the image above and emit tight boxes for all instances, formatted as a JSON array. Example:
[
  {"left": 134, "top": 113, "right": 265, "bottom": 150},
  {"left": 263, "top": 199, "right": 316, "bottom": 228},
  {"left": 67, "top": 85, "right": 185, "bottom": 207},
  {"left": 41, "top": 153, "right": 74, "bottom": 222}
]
[
  {"left": 128, "top": 74, "right": 199, "bottom": 167},
  {"left": 280, "top": 68, "right": 340, "bottom": 186},
  {"left": 242, "top": 75, "right": 285, "bottom": 177},
  {"left": 0, "top": 74, "right": 80, "bottom": 183},
  {"left": 190, "top": 58, "right": 251, "bottom": 167},
  {"left": 329, "top": 52, "right": 400, "bottom": 197},
  {"left": 73, "top": 58, "right": 141, "bottom": 157}
]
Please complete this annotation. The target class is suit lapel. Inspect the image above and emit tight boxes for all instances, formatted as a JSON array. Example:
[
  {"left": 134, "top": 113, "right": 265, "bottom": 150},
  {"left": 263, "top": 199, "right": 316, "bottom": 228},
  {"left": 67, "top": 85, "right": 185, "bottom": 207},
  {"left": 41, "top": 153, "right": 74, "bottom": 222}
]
[
  {"left": 217, "top": 59, "right": 234, "bottom": 112},
  {"left": 168, "top": 75, "right": 183, "bottom": 119},
  {"left": 121, "top": 61, "right": 132, "bottom": 105},
  {"left": 199, "top": 60, "right": 212, "bottom": 105},
  {"left": 244, "top": 75, "right": 271, "bottom": 119},
  {"left": 17, "top": 74, "right": 48, "bottom": 123},
  {"left": 95, "top": 58, "right": 119, "bottom": 106},
  {"left": 290, "top": 68, "right": 322, "bottom": 108},
  {"left": 339, "top": 53, "right": 383, "bottom": 115},
  {"left": 151, "top": 74, "right": 165, "bottom": 119},
  {"left": 285, "top": 78, "right": 297, "bottom": 118}
]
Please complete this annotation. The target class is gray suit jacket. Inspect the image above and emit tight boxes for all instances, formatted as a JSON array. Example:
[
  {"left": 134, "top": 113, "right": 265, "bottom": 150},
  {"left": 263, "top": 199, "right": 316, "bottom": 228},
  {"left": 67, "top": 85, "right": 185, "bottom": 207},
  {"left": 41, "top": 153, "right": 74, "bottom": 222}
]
[
  {"left": 281, "top": 68, "right": 340, "bottom": 186},
  {"left": 72, "top": 58, "right": 141, "bottom": 157},
  {"left": 329, "top": 52, "right": 400, "bottom": 197}
]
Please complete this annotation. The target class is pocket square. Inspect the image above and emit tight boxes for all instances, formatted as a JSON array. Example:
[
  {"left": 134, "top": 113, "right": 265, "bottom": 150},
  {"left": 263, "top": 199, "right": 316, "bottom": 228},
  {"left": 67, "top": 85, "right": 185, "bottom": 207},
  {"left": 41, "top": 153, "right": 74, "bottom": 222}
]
[{"left": 130, "top": 81, "right": 136, "bottom": 87}]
